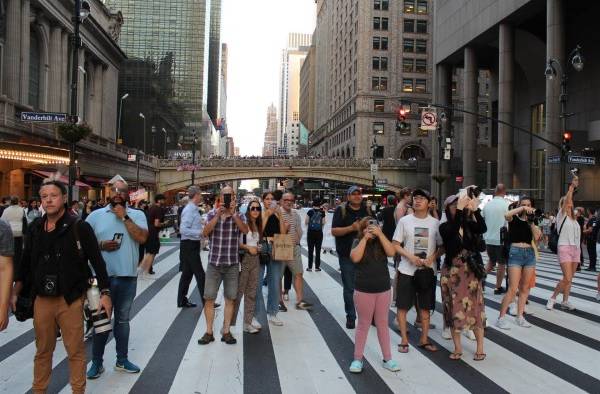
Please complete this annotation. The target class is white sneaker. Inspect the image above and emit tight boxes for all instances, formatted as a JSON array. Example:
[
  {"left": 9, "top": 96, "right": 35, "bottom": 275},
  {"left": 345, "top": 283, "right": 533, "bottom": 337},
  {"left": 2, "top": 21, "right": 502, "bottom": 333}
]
[
  {"left": 596, "top": 292, "right": 600, "bottom": 302},
  {"left": 515, "top": 316, "right": 532, "bottom": 328},
  {"left": 508, "top": 302, "right": 517, "bottom": 316},
  {"left": 268, "top": 314, "right": 283, "bottom": 326},
  {"left": 495, "top": 316, "right": 511, "bottom": 330},
  {"left": 251, "top": 317, "right": 262, "bottom": 330},
  {"left": 442, "top": 327, "right": 452, "bottom": 340},
  {"left": 546, "top": 298, "right": 556, "bottom": 310},
  {"left": 463, "top": 329, "right": 476, "bottom": 341},
  {"left": 561, "top": 301, "right": 575, "bottom": 311},
  {"left": 243, "top": 324, "right": 260, "bottom": 334}
]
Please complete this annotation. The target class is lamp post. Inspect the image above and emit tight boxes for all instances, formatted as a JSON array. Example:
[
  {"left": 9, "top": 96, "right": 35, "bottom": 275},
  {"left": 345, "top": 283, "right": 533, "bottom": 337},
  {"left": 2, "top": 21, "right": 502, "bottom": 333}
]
[
  {"left": 162, "top": 128, "right": 167, "bottom": 158},
  {"left": 544, "top": 45, "right": 584, "bottom": 193},
  {"left": 68, "top": 0, "right": 91, "bottom": 202},
  {"left": 117, "top": 93, "right": 129, "bottom": 144},
  {"left": 191, "top": 129, "right": 197, "bottom": 186},
  {"left": 151, "top": 125, "right": 156, "bottom": 156},
  {"left": 139, "top": 113, "right": 146, "bottom": 153}
]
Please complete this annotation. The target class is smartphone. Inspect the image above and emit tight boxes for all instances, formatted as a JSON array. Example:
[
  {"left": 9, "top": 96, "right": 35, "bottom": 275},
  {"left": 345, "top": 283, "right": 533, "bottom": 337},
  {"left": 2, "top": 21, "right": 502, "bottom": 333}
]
[
  {"left": 269, "top": 200, "right": 278, "bottom": 210},
  {"left": 112, "top": 233, "right": 124, "bottom": 245},
  {"left": 223, "top": 193, "right": 232, "bottom": 209},
  {"left": 368, "top": 219, "right": 378, "bottom": 226}
]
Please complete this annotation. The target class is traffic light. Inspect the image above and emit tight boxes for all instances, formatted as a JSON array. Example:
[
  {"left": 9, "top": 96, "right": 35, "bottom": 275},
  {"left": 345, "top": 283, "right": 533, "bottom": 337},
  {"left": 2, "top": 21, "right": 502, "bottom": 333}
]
[
  {"left": 562, "top": 132, "right": 572, "bottom": 153},
  {"left": 396, "top": 108, "right": 410, "bottom": 131}
]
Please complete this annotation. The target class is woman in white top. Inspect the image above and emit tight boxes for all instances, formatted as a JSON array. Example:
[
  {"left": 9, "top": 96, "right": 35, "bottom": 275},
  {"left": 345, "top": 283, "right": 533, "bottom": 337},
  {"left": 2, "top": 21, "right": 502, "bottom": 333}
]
[
  {"left": 232, "top": 199, "right": 263, "bottom": 333},
  {"left": 547, "top": 177, "right": 581, "bottom": 311}
]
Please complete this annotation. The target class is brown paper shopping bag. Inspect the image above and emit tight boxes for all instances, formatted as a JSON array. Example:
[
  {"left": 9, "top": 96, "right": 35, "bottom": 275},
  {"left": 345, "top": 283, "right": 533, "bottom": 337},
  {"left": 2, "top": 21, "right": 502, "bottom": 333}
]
[{"left": 272, "top": 233, "right": 294, "bottom": 261}]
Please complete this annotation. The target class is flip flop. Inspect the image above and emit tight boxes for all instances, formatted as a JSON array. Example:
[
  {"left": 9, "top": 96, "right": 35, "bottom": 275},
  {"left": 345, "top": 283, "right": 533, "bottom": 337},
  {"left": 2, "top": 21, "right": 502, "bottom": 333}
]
[
  {"left": 397, "top": 343, "right": 409, "bottom": 353},
  {"left": 473, "top": 353, "right": 487, "bottom": 361},
  {"left": 418, "top": 342, "right": 438, "bottom": 352},
  {"left": 449, "top": 352, "right": 462, "bottom": 360}
]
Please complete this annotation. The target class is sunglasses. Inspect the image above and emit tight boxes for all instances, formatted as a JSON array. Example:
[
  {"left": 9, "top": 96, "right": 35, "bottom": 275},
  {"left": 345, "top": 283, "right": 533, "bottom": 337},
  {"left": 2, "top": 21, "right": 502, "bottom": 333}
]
[{"left": 249, "top": 206, "right": 262, "bottom": 212}]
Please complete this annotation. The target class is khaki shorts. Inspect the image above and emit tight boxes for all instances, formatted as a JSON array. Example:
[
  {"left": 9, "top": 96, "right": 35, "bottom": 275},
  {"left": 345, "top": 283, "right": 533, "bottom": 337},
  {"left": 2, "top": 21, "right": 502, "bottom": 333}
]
[{"left": 281, "top": 246, "right": 303, "bottom": 276}]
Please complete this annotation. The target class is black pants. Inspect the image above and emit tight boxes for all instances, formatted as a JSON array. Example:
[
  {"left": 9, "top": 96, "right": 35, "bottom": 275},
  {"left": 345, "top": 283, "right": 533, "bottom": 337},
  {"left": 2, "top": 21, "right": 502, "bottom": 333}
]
[
  {"left": 307, "top": 231, "right": 323, "bottom": 269},
  {"left": 13, "top": 236, "right": 22, "bottom": 275},
  {"left": 283, "top": 266, "right": 292, "bottom": 292},
  {"left": 177, "top": 240, "right": 206, "bottom": 305},
  {"left": 587, "top": 241, "right": 597, "bottom": 270}
]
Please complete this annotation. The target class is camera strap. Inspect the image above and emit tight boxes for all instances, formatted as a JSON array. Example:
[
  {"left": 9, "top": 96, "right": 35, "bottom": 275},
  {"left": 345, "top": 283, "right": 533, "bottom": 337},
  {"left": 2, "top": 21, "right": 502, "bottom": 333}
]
[{"left": 71, "top": 218, "right": 84, "bottom": 260}]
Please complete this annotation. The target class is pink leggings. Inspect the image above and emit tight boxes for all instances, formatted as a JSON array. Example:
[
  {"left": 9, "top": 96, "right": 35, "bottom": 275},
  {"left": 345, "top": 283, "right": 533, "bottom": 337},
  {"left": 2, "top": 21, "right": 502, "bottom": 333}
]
[{"left": 353, "top": 289, "right": 392, "bottom": 361}]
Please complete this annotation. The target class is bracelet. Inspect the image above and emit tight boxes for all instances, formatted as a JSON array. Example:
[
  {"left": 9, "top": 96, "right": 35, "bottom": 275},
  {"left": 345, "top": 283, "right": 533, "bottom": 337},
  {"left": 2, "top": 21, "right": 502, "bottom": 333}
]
[{"left": 99, "top": 240, "right": 104, "bottom": 250}]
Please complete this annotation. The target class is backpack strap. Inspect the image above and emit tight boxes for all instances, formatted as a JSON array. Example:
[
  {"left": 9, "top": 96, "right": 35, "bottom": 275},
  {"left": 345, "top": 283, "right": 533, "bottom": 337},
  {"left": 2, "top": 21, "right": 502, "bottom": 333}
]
[{"left": 557, "top": 216, "right": 567, "bottom": 237}]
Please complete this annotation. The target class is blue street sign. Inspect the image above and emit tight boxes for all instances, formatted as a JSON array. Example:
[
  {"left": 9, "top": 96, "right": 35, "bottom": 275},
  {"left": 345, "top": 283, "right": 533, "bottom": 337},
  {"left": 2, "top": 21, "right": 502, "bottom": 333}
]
[
  {"left": 547, "top": 155, "right": 561, "bottom": 164},
  {"left": 568, "top": 155, "right": 596, "bottom": 165},
  {"left": 20, "top": 111, "right": 68, "bottom": 123}
]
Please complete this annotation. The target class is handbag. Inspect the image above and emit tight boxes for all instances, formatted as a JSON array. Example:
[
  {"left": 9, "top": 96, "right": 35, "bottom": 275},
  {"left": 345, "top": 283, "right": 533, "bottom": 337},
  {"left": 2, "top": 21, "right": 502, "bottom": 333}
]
[
  {"left": 272, "top": 233, "right": 294, "bottom": 261},
  {"left": 466, "top": 252, "right": 486, "bottom": 280},
  {"left": 258, "top": 239, "right": 270, "bottom": 265},
  {"left": 548, "top": 217, "right": 567, "bottom": 254}
]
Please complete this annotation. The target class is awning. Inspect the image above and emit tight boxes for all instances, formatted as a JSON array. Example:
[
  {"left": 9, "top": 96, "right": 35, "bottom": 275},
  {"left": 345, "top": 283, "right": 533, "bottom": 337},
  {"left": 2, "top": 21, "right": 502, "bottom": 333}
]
[
  {"left": 32, "top": 170, "right": 91, "bottom": 188},
  {"left": 82, "top": 175, "right": 109, "bottom": 184}
]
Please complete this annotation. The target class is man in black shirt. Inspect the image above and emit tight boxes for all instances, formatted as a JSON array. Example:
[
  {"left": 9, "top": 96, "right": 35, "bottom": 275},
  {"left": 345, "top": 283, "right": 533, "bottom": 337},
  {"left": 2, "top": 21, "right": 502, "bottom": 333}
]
[
  {"left": 331, "top": 186, "right": 370, "bottom": 329},
  {"left": 584, "top": 209, "right": 598, "bottom": 271},
  {"left": 140, "top": 194, "right": 167, "bottom": 275},
  {"left": 305, "top": 199, "right": 326, "bottom": 271}
]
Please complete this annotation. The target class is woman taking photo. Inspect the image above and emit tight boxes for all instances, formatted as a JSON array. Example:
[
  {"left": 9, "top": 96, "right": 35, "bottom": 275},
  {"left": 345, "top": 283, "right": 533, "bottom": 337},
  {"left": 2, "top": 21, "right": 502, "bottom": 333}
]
[
  {"left": 496, "top": 196, "right": 542, "bottom": 329},
  {"left": 547, "top": 177, "right": 581, "bottom": 310},
  {"left": 348, "top": 217, "right": 400, "bottom": 374},
  {"left": 233, "top": 199, "right": 263, "bottom": 333},
  {"left": 439, "top": 194, "right": 487, "bottom": 361}
]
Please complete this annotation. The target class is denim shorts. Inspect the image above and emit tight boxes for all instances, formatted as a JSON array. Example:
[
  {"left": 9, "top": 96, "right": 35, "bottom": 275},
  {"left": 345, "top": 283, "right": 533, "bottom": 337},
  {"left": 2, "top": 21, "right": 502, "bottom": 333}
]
[
  {"left": 507, "top": 246, "right": 536, "bottom": 268},
  {"left": 204, "top": 263, "right": 239, "bottom": 300}
]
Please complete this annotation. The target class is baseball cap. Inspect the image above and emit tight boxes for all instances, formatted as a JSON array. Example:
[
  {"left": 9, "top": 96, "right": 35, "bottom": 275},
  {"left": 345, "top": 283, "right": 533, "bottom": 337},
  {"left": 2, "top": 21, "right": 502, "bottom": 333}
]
[
  {"left": 412, "top": 188, "right": 431, "bottom": 201},
  {"left": 347, "top": 185, "right": 362, "bottom": 195},
  {"left": 443, "top": 194, "right": 459, "bottom": 208}
]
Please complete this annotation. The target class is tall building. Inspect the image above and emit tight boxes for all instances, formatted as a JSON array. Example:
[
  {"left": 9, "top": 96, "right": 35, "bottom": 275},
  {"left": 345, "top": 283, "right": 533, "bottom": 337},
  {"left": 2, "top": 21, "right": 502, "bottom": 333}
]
[
  {"left": 105, "top": 0, "right": 221, "bottom": 155},
  {"left": 300, "top": 41, "right": 316, "bottom": 157},
  {"left": 262, "top": 104, "right": 278, "bottom": 156},
  {"left": 207, "top": 0, "right": 222, "bottom": 124},
  {"left": 278, "top": 33, "right": 312, "bottom": 156},
  {"left": 219, "top": 43, "right": 229, "bottom": 124},
  {"left": 310, "top": 0, "right": 434, "bottom": 160}
]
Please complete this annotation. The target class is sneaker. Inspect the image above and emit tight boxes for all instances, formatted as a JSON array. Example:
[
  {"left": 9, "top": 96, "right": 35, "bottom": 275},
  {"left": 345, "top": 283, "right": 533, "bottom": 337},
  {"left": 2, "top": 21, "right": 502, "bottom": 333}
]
[
  {"left": 278, "top": 301, "right": 288, "bottom": 312},
  {"left": 296, "top": 300, "right": 313, "bottom": 310},
  {"left": 243, "top": 324, "right": 260, "bottom": 334},
  {"left": 251, "top": 317, "right": 262, "bottom": 330},
  {"left": 87, "top": 363, "right": 105, "bottom": 379},
  {"left": 463, "top": 329, "right": 476, "bottom": 341},
  {"left": 508, "top": 302, "right": 517, "bottom": 316},
  {"left": 442, "top": 327, "right": 452, "bottom": 340},
  {"left": 515, "top": 316, "right": 532, "bottom": 328},
  {"left": 561, "top": 301, "right": 576, "bottom": 311},
  {"left": 315, "top": 268, "right": 322, "bottom": 272},
  {"left": 495, "top": 316, "right": 511, "bottom": 330},
  {"left": 382, "top": 359, "right": 400, "bottom": 372},
  {"left": 346, "top": 318, "right": 356, "bottom": 329},
  {"left": 268, "top": 314, "right": 284, "bottom": 326},
  {"left": 546, "top": 298, "right": 556, "bottom": 310},
  {"left": 349, "top": 359, "right": 363, "bottom": 373},
  {"left": 283, "top": 293, "right": 290, "bottom": 301},
  {"left": 115, "top": 359, "right": 141, "bottom": 374},
  {"left": 306, "top": 267, "right": 312, "bottom": 272}
]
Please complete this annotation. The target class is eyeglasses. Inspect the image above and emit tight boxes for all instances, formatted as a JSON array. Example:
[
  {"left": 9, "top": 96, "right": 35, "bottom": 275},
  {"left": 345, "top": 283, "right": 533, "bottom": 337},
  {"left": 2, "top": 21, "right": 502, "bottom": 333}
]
[
  {"left": 112, "top": 187, "right": 128, "bottom": 194},
  {"left": 249, "top": 206, "right": 262, "bottom": 212}
]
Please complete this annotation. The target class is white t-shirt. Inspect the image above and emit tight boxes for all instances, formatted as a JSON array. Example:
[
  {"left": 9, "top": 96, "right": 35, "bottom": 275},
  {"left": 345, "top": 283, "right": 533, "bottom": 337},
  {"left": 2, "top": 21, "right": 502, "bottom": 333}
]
[
  {"left": 556, "top": 211, "right": 581, "bottom": 246},
  {"left": 393, "top": 214, "right": 442, "bottom": 276},
  {"left": 241, "top": 231, "right": 260, "bottom": 247}
]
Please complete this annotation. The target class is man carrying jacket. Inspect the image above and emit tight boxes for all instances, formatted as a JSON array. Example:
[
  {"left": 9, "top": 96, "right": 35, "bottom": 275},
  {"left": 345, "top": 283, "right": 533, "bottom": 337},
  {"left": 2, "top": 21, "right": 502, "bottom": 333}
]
[{"left": 12, "top": 180, "right": 111, "bottom": 394}]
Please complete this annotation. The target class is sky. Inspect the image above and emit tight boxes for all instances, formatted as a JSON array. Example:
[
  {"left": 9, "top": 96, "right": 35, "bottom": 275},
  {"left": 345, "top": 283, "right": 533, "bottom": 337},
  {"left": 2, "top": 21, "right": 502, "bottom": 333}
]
[{"left": 221, "top": 0, "right": 316, "bottom": 157}]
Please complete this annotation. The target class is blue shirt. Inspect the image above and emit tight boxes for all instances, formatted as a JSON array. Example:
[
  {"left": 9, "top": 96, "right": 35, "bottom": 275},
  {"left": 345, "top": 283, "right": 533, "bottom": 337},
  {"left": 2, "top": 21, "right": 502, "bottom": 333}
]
[
  {"left": 180, "top": 202, "right": 202, "bottom": 241},
  {"left": 86, "top": 206, "right": 148, "bottom": 277},
  {"left": 482, "top": 196, "right": 510, "bottom": 246}
]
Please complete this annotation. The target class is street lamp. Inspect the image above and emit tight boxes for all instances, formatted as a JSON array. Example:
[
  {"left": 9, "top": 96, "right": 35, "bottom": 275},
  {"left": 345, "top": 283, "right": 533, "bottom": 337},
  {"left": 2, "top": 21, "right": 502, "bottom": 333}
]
[
  {"left": 161, "top": 128, "right": 167, "bottom": 158},
  {"left": 68, "top": 0, "right": 91, "bottom": 202},
  {"left": 117, "top": 93, "right": 129, "bottom": 144},
  {"left": 544, "top": 44, "right": 584, "bottom": 193},
  {"left": 139, "top": 113, "right": 146, "bottom": 153},
  {"left": 191, "top": 129, "right": 197, "bottom": 186}
]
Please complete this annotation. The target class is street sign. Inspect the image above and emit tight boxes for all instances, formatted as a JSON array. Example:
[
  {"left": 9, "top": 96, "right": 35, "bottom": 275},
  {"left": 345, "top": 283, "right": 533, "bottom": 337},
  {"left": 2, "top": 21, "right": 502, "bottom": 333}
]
[
  {"left": 568, "top": 155, "right": 596, "bottom": 165},
  {"left": 547, "top": 155, "right": 561, "bottom": 164},
  {"left": 20, "top": 111, "right": 68, "bottom": 123},
  {"left": 376, "top": 178, "right": 387, "bottom": 187},
  {"left": 370, "top": 163, "right": 378, "bottom": 177},
  {"left": 127, "top": 154, "right": 137, "bottom": 162},
  {"left": 420, "top": 108, "right": 437, "bottom": 131}
]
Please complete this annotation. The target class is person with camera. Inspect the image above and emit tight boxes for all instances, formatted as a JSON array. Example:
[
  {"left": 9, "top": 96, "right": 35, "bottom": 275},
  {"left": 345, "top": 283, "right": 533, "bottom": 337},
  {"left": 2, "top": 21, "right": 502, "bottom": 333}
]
[
  {"left": 392, "top": 189, "right": 443, "bottom": 353},
  {"left": 198, "top": 186, "right": 248, "bottom": 345},
  {"left": 0, "top": 219, "right": 13, "bottom": 332},
  {"left": 439, "top": 194, "right": 487, "bottom": 361},
  {"left": 348, "top": 217, "right": 400, "bottom": 374},
  {"left": 12, "top": 180, "right": 111, "bottom": 393},
  {"left": 495, "top": 196, "right": 542, "bottom": 329},
  {"left": 85, "top": 179, "right": 148, "bottom": 379},
  {"left": 305, "top": 198, "right": 326, "bottom": 272},
  {"left": 547, "top": 177, "right": 581, "bottom": 311}
]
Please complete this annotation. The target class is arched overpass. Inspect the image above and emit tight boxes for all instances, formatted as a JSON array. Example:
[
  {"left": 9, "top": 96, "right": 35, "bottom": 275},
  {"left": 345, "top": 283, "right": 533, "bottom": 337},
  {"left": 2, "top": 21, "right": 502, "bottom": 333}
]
[{"left": 158, "top": 158, "right": 425, "bottom": 193}]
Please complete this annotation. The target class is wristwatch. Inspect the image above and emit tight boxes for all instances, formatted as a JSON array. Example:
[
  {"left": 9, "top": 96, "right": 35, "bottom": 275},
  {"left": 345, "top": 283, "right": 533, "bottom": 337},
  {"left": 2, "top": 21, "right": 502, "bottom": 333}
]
[
  {"left": 100, "top": 289, "right": 111, "bottom": 297},
  {"left": 122, "top": 215, "right": 131, "bottom": 222}
]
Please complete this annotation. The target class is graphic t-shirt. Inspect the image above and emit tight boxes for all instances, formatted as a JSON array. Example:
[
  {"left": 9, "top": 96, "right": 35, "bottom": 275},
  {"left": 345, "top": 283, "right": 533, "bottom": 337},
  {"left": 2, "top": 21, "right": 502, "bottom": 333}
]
[{"left": 392, "top": 214, "right": 442, "bottom": 276}]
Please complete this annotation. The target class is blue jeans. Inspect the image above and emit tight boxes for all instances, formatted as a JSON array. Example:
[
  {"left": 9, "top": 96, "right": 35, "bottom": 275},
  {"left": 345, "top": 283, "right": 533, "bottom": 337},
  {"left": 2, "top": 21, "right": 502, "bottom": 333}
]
[
  {"left": 92, "top": 276, "right": 137, "bottom": 365},
  {"left": 255, "top": 259, "right": 283, "bottom": 317},
  {"left": 508, "top": 246, "right": 536, "bottom": 268},
  {"left": 339, "top": 256, "right": 356, "bottom": 321}
]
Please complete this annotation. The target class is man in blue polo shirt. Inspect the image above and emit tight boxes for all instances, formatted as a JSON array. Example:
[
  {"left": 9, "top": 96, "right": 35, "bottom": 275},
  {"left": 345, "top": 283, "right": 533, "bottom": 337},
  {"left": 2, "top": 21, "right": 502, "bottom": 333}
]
[{"left": 85, "top": 179, "right": 148, "bottom": 379}]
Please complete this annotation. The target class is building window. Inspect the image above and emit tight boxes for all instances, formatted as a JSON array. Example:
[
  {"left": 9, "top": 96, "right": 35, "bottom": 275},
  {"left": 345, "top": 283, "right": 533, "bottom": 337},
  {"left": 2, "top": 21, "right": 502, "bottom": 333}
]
[
  {"left": 401, "top": 145, "right": 426, "bottom": 160},
  {"left": 373, "top": 17, "right": 381, "bottom": 30},
  {"left": 404, "top": 19, "right": 414, "bottom": 33},
  {"left": 375, "top": 57, "right": 388, "bottom": 71},
  {"left": 28, "top": 29, "right": 40, "bottom": 109},
  {"left": 403, "top": 38, "right": 414, "bottom": 52},
  {"left": 374, "top": 0, "right": 382, "bottom": 9},
  {"left": 373, "top": 122, "right": 385, "bottom": 135},
  {"left": 416, "top": 39, "right": 427, "bottom": 53},
  {"left": 415, "top": 79, "right": 427, "bottom": 93},
  {"left": 416, "top": 20, "right": 427, "bottom": 33},
  {"left": 531, "top": 103, "right": 545, "bottom": 134},
  {"left": 415, "top": 58, "right": 427, "bottom": 73},
  {"left": 374, "top": 145, "right": 384, "bottom": 158},
  {"left": 404, "top": 0, "right": 415, "bottom": 13},
  {"left": 374, "top": 99, "right": 385, "bottom": 112},
  {"left": 417, "top": 0, "right": 428, "bottom": 14},
  {"left": 372, "top": 76, "right": 388, "bottom": 91},
  {"left": 374, "top": 0, "right": 389, "bottom": 10},
  {"left": 402, "top": 78, "right": 413, "bottom": 92},
  {"left": 372, "top": 57, "right": 380, "bottom": 70},
  {"left": 381, "top": 37, "right": 388, "bottom": 50},
  {"left": 373, "top": 37, "right": 380, "bottom": 50},
  {"left": 381, "top": 18, "right": 389, "bottom": 30},
  {"left": 403, "top": 58, "right": 414, "bottom": 73}
]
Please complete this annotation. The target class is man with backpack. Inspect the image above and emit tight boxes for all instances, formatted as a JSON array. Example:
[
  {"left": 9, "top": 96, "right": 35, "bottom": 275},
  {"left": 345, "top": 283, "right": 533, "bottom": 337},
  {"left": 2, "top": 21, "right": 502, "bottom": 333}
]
[
  {"left": 332, "top": 186, "right": 371, "bottom": 329},
  {"left": 305, "top": 199, "right": 326, "bottom": 272}
]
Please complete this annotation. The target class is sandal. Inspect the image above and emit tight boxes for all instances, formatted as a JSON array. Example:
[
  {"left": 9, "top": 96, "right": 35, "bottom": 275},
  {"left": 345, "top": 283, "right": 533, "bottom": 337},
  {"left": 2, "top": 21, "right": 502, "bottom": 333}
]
[
  {"left": 449, "top": 352, "right": 462, "bottom": 360},
  {"left": 197, "top": 333, "right": 215, "bottom": 345},
  {"left": 418, "top": 342, "right": 438, "bottom": 352},
  {"left": 397, "top": 343, "right": 409, "bottom": 353},
  {"left": 473, "top": 353, "right": 486, "bottom": 361}
]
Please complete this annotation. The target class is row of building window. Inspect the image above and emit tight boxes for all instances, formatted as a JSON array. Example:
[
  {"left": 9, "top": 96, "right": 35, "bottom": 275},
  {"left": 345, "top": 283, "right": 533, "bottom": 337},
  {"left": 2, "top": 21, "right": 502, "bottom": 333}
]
[
  {"left": 371, "top": 77, "right": 427, "bottom": 92},
  {"left": 373, "top": 0, "right": 429, "bottom": 15},
  {"left": 372, "top": 57, "right": 427, "bottom": 73},
  {"left": 374, "top": 0, "right": 389, "bottom": 11},
  {"left": 404, "top": 38, "right": 427, "bottom": 53},
  {"left": 373, "top": 121, "right": 429, "bottom": 138},
  {"left": 404, "top": 19, "right": 428, "bottom": 34},
  {"left": 373, "top": 36, "right": 389, "bottom": 50},
  {"left": 373, "top": 17, "right": 389, "bottom": 31}
]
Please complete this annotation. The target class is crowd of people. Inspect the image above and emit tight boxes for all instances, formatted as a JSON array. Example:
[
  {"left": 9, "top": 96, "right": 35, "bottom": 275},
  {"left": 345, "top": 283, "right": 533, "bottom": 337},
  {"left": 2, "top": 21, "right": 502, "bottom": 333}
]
[{"left": 0, "top": 173, "right": 599, "bottom": 392}]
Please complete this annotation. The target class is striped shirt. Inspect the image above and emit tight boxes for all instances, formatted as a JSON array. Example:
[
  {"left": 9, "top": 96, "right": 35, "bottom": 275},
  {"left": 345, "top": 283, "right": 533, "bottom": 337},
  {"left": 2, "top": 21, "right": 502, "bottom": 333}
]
[
  {"left": 281, "top": 208, "right": 302, "bottom": 245},
  {"left": 206, "top": 209, "right": 244, "bottom": 266}
]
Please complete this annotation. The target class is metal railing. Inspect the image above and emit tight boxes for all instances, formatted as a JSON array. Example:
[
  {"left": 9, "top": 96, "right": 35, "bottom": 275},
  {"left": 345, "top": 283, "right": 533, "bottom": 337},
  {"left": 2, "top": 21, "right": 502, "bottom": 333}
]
[{"left": 159, "top": 157, "right": 419, "bottom": 169}]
